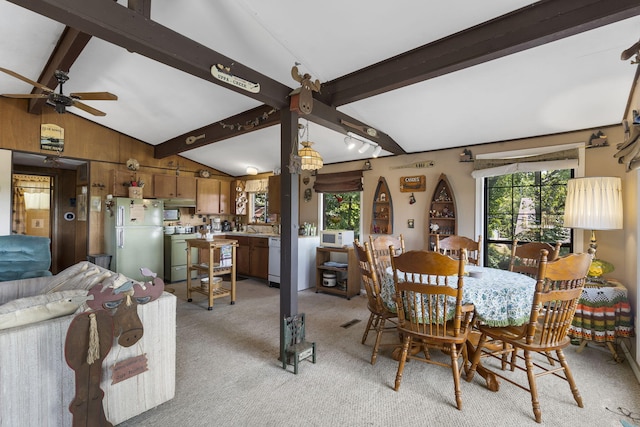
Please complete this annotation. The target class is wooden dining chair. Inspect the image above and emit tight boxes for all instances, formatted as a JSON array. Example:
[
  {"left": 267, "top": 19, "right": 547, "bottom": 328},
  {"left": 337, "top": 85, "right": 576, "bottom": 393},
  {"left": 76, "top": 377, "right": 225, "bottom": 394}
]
[
  {"left": 466, "top": 248, "right": 594, "bottom": 423},
  {"left": 353, "top": 239, "right": 399, "bottom": 365},
  {"left": 509, "top": 239, "right": 562, "bottom": 277},
  {"left": 435, "top": 234, "right": 482, "bottom": 265},
  {"left": 390, "top": 248, "right": 474, "bottom": 410},
  {"left": 368, "top": 234, "right": 405, "bottom": 278}
]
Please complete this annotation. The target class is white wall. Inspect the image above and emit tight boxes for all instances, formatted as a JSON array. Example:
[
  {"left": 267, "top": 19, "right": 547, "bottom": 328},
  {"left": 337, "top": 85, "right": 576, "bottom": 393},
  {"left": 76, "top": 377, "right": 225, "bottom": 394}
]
[{"left": 0, "top": 149, "right": 11, "bottom": 235}]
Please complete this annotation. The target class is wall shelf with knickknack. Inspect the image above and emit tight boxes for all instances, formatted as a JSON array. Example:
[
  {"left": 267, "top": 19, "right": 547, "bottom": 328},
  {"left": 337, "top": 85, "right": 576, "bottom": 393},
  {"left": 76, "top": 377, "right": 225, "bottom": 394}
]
[
  {"left": 371, "top": 176, "right": 393, "bottom": 235},
  {"left": 427, "top": 173, "right": 457, "bottom": 251}
]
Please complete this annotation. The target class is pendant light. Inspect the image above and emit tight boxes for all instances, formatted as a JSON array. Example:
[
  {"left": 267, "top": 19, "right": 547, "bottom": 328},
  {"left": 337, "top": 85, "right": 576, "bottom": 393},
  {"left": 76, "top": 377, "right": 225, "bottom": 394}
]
[{"left": 298, "top": 120, "right": 323, "bottom": 170}]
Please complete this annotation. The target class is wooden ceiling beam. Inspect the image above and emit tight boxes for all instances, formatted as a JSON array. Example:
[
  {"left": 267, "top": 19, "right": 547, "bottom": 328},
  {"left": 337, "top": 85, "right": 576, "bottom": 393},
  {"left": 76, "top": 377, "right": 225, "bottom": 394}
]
[
  {"left": 28, "top": 26, "right": 92, "bottom": 114},
  {"left": 318, "top": 0, "right": 640, "bottom": 106},
  {"left": 154, "top": 105, "right": 281, "bottom": 158},
  {"left": 8, "top": 0, "right": 400, "bottom": 155}
]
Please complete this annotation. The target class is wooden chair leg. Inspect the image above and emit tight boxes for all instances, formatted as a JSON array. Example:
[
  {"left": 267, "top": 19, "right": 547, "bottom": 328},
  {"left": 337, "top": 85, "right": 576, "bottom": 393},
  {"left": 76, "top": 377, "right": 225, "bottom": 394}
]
[
  {"left": 556, "top": 349, "right": 583, "bottom": 407},
  {"left": 371, "top": 318, "right": 385, "bottom": 365},
  {"left": 394, "top": 336, "right": 411, "bottom": 391},
  {"left": 523, "top": 350, "right": 542, "bottom": 423},
  {"left": 450, "top": 344, "right": 463, "bottom": 410},
  {"left": 362, "top": 312, "right": 376, "bottom": 344}
]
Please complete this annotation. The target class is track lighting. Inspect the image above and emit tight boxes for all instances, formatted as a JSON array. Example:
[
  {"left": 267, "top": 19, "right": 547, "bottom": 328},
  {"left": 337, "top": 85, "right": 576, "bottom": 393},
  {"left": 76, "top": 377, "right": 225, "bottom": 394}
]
[
  {"left": 347, "top": 131, "right": 382, "bottom": 157},
  {"left": 344, "top": 136, "right": 357, "bottom": 150}
]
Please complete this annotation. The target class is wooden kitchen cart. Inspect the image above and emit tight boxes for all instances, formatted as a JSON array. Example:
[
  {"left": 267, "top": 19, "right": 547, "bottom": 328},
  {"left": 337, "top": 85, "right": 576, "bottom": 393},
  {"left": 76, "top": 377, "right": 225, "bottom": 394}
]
[
  {"left": 315, "top": 246, "right": 360, "bottom": 300},
  {"left": 186, "top": 238, "right": 238, "bottom": 310}
]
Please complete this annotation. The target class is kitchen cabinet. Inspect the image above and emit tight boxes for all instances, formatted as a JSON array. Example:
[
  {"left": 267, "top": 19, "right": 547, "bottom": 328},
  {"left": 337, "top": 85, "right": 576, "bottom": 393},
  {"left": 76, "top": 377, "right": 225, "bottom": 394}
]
[
  {"left": 249, "top": 236, "right": 269, "bottom": 279},
  {"left": 233, "top": 235, "right": 250, "bottom": 276},
  {"left": 110, "top": 169, "right": 153, "bottom": 197},
  {"left": 196, "top": 178, "right": 230, "bottom": 214},
  {"left": 427, "top": 173, "right": 457, "bottom": 251},
  {"left": 154, "top": 175, "right": 197, "bottom": 199},
  {"left": 315, "top": 246, "right": 360, "bottom": 300},
  {"left": 268, "top": 174, "right": 281, "bottom": 215}
]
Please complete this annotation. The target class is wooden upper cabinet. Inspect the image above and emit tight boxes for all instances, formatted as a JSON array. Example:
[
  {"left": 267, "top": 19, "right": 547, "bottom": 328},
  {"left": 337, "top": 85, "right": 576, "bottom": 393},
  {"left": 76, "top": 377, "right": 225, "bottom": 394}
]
[
  {"left": 196, "top": 178, "right": 221, "bottom": 214},
  {"left": 111, "top": 169, "right": 153, "bottom": 197},
  {"left": 135, "top": 171, "right": 154, "bottom": 197},
  {"left": 219, "top": 180, "right": 231, "bottom": 214},
  {"left": 154, "top": 175, "right": 197, "bottom": 199},
  {"left": 154, "top": 174, "right": 177, "bottom": 198},
  {"left": 268, "top": 175, "right": 281, "bottom": 215},
  {"left": 176, "top": 176, "right": 197, "bottom": 199},
  {"left": 111, "top": 169, "right": 135, "bottom": 197}
]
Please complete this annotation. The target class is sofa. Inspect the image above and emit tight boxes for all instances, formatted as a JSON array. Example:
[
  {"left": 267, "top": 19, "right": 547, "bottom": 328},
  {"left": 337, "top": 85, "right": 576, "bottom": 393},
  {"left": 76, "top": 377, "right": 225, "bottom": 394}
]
[
  {"left": 0, "top": 234, "right": 52, "bottom": 281},
  {"left": 0, "top": 261, "right": 176, "bottom": 426}
]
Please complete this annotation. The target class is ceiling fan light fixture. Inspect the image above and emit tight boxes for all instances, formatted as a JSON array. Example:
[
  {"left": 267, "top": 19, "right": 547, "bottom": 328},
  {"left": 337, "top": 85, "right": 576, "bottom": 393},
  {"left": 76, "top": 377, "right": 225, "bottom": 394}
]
[{"left": 246, "top": 166, "right": 258, "bottom": 175}]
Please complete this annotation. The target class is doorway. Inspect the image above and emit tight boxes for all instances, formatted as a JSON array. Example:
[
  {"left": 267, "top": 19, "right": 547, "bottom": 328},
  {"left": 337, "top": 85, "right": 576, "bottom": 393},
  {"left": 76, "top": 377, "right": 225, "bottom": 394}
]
[
  {"left": 12, "top": 174, "right": 52, "bottom": 237},
  {"left": 12, "top": 152, "right": 88, "bottom": 274}
]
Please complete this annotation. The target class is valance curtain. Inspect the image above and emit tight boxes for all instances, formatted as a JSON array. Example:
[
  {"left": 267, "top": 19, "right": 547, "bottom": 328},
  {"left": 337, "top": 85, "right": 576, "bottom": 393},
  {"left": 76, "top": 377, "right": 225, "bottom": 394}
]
[
  {"left": 244, "top": 178, "right": 268, "bottom": 193},
  {"left": 313, "top": 170, "right": 363, "bottom": 193},
  {"left": 471, "top": 148, "right": 579, "bottom": 179}
]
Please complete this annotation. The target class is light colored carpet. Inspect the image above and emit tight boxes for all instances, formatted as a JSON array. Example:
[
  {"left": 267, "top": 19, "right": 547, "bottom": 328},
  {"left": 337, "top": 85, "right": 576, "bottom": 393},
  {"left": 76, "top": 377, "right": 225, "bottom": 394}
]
[{"left": 118, "top": 279, "right": 640, "bottom": 427}]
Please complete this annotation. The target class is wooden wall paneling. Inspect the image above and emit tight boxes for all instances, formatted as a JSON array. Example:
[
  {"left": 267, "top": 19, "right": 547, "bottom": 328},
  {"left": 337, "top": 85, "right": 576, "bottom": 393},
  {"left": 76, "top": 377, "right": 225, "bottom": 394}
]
[{"left": 0, "top": 99, "right": 40, "bottom": 150}]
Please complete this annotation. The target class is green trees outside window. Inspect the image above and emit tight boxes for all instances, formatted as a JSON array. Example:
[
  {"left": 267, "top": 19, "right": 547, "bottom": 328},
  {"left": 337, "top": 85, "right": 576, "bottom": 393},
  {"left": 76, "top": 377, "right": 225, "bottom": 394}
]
[
  {"left": 485, "top": 169, "right": 572, "bottom": 269},
  {"left": 323, "top": 192, "right": 360, "bottom": 239}
]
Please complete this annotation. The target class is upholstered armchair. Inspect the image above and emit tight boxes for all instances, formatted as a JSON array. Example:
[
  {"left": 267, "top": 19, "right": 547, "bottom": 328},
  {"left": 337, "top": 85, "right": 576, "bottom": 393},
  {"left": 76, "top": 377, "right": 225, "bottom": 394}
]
[{"left": 0, "top": 235, "right": 52, "bottom": 281}]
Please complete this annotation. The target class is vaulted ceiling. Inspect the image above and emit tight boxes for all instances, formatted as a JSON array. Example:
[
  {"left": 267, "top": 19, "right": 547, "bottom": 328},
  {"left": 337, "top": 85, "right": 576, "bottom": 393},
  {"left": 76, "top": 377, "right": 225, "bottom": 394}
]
[{"left": 1, "top": 1, "right": 640, "bottom": 176}]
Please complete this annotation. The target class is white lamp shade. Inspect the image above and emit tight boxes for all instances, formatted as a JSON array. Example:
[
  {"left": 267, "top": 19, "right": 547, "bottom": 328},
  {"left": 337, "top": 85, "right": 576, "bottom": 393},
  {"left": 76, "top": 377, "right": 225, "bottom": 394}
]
[{"left": 564, "top": 177, "right": 623, "bottom": 230}]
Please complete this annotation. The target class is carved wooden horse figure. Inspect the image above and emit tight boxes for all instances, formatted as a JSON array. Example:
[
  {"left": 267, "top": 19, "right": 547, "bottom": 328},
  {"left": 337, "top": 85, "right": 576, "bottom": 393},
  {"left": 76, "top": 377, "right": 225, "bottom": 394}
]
[{"left": 64, "top": 269, "right": 165, "bottom": 426}]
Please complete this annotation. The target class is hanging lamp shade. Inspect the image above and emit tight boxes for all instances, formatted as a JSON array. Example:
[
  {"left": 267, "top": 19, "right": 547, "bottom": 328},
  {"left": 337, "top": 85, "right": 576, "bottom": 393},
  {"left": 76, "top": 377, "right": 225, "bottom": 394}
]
[{"left": 299, "top": 141, "right": 323, "bottom": 170}]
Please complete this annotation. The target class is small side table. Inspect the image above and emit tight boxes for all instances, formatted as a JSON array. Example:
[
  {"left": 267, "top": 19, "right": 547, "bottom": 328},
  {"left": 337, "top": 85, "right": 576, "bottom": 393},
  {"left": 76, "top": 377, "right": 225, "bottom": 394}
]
[{"left": 568, "top": 279, "right": 634, "bottom": 362}]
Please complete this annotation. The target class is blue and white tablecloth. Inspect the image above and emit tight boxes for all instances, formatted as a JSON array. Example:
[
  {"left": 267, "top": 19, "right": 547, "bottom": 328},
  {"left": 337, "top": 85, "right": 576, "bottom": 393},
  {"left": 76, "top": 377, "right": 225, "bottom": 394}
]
[{"left": 382, "top": 266, "right": 536, "bottom": 327}]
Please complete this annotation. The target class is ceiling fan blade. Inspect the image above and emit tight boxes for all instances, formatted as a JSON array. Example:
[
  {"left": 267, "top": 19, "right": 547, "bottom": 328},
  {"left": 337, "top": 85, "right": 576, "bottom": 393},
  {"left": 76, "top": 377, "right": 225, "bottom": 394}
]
[
  {"left": 1, "top": 93, "right": 49, "bottom": 99},
  {"left": 70, "top": 91, "right": 118, "bottom": 101},
  {"left": 0, "top": 67, "right": 54, "bottom": 93},
  {"left": 72, "top": 100, "right": 106, "bottom": 116}
]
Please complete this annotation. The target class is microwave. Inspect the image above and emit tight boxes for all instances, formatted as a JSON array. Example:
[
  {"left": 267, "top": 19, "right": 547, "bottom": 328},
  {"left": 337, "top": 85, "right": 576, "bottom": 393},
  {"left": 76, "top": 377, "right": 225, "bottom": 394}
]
[
  {"left": 320, "top": 230, "right": 355, "bottom": 248},
  {"left": 163, "top": 209, "right": 180, "bottom": 221}
]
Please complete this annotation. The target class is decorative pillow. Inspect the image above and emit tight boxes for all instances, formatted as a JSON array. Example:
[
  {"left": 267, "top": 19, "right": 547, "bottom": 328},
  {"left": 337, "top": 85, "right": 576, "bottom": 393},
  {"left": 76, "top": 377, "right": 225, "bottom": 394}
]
[
  {"left": 0, "top": 290, "right": 88, "bottom": 330},
  {"left": 41, "top": 261, "right": 119, "bottom": 293}
]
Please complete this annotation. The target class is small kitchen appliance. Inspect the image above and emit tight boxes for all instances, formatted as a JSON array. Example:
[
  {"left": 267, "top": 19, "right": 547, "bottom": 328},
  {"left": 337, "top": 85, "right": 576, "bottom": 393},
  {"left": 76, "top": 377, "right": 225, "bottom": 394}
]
[
  {"left": 211, "top": 217, "right": 222, "bottom": 232},
  {"left": 221, "top": 220, "right": 232, "bottom": 232}
]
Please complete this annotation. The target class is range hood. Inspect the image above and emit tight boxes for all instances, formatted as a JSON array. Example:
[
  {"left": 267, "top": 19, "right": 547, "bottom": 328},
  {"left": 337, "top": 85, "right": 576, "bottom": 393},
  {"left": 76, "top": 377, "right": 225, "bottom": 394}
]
[{"left": 162, "top": 198, "right": 196, "bottom": 208}]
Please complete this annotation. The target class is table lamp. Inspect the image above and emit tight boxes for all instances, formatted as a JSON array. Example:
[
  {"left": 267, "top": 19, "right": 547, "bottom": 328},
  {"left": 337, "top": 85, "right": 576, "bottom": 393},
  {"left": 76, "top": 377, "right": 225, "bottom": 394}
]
[{"left": 563, "top": 176, "right": 623, "bottom": 280}]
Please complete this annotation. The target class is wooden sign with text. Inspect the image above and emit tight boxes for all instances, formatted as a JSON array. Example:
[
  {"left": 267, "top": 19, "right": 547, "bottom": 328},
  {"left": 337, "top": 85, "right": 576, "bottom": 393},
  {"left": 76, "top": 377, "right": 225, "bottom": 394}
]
[
  {"left": 400, "top": 175, "right": 426, "bottom": 192},
  {"left": 111, "top": 353, "right": 149, "bottom": 385}
]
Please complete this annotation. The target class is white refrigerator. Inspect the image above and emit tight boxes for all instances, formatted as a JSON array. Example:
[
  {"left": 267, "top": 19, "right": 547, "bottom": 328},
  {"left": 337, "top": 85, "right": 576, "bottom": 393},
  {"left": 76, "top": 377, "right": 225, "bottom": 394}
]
[{"left": 104, "top": 197, "right": 164, "bottom": 281}]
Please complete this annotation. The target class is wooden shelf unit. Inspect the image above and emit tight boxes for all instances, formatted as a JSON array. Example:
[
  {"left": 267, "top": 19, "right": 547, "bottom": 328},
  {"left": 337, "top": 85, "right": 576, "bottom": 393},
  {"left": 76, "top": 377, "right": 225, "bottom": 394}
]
[
  {"left": 315, "top": 246, "right": 360, "bottom": 300},
  {"left": 427, "top": 174, "right": 457, "bottom": 251},
  {"left": 186, "top": 238, "right": 238, "bottom": 310},
  {"left": 371, "top": 176, "right": 393, "bottom": 234}
]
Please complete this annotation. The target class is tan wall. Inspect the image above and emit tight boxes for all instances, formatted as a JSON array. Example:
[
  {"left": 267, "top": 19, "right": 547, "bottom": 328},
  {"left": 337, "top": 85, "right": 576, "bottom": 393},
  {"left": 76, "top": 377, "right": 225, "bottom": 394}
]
[{"left": 311, "top": 124, "right": 636, "bottom": 345}]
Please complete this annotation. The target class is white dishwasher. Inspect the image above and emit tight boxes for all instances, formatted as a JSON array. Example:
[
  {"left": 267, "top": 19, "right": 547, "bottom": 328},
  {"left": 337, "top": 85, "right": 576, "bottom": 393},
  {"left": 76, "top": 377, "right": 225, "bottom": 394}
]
[{"left": 268, "top": 236, "right": 280, "bottom": 287}]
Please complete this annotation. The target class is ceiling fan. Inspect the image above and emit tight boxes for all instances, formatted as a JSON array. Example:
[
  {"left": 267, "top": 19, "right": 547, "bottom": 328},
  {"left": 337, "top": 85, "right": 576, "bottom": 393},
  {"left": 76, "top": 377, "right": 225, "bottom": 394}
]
[{"left": 0, "top": 67, "right": 117, "bottom": 116}]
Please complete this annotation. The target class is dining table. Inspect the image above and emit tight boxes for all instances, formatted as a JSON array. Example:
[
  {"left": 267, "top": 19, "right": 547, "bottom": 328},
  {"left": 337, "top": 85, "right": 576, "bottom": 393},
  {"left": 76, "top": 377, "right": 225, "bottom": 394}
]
[{"left": 381, "top": 265, "right": 537, "bottom": 391}]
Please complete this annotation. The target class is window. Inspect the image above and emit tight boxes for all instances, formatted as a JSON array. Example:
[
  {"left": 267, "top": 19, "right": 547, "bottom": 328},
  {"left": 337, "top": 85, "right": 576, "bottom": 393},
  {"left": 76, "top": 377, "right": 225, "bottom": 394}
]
[
  {"left": 249, "top": 192, "right": 268, "bottom": 223},
  {"left": 322, "top": 192, "right": 361, "bottom": 239},
  {"left": 484, "top": 169, "right": 573, "bottom": 269}
]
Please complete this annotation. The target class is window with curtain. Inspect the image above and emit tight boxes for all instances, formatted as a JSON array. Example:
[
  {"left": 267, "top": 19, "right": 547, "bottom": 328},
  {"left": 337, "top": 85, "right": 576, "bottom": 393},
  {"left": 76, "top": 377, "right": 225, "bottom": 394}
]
[{"left": 314, "top": 170, "right": 363, "bottom": 236}]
